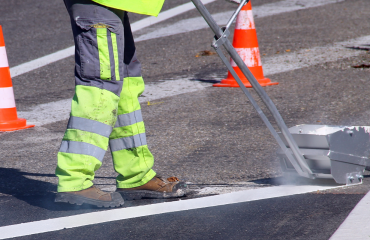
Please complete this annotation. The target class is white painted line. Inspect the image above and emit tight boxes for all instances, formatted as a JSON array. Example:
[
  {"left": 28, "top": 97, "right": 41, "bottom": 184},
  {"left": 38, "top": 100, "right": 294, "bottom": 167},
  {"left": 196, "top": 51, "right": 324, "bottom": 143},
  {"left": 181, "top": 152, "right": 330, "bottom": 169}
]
[
  {"left": 0, "top": 46, "right": 9, "bottom": 68},
  {"left": 0, "top": 87, "right": 16, "bottom": 109},
  {"left": 18, "top": 99, "right": 72, "bottom": 126},
  {"left": 131, "top": 0, "right": 216, "bottom": 32},
  {"left": 8, "top": 0, "right": 342, "bottom": 78},
  {"left": 262, "top": 35, "right": 370, "bottom": 76},
  {"left": 329, "top": 191, "right": 370, "bottom": 239},
  {"left": 17, "top": 34, "right": 370, "bottom": 127},
  {"left": 134, "top": 11, "right": 230, "bottom": 42},
  {"left": 10, "top": 47, "right": 75, "bottom": 78},
  {"left": 8, "top": 0, "right": 216, "bottom": 78},
  {"left": 18, "top": 79, "right": 208, "bottom": 126},
  {"left": 0, "top": 184, "right": 340, "bottom": 239},
  {"left": 254, "top": 0, "right": 344, "bottom": 18},
  {"left": 135, "top": 0, "right": 344, "bottom": 42},
  {"left": 139, "top": 79, "right": 207, "bottom": 103}
]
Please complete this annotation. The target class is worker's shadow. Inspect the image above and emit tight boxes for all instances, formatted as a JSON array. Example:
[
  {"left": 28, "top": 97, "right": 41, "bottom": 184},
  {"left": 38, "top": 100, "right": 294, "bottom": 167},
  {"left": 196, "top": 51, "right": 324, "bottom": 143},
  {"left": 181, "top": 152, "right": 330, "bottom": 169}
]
[
  {"left": 0, "top": 167, "right": 103, "bottom": 211},
  {"left": 0, "top": 167, "right": 171, "bottom": 212}
]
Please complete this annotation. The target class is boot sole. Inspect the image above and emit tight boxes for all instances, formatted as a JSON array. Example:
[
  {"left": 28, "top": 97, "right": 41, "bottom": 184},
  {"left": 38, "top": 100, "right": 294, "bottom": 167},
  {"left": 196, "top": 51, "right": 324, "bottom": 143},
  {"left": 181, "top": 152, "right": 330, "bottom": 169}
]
[
  {"left": 117, "top": 189, "right": 186, "bottom": 200},
  {"left": 55, "top": 192, "right": 124, "bottom": 208}
]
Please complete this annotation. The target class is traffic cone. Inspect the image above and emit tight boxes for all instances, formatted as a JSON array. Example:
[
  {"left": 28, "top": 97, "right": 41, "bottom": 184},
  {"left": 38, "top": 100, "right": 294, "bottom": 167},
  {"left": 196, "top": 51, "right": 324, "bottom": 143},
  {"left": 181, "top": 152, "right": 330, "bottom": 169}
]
[
  {"left": 213, "top": 1, "right": 278, "bottom": 88},
  {"left": 0, "top": 26, "right": 34, "bottom": 132}
]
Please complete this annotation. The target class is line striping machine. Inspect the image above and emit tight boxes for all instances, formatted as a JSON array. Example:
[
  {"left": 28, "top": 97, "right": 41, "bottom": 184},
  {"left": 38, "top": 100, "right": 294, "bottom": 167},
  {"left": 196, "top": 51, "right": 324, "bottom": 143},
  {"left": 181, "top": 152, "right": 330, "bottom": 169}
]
[{"left": 191, "top": 0, "right": 370, "bottom": 185}]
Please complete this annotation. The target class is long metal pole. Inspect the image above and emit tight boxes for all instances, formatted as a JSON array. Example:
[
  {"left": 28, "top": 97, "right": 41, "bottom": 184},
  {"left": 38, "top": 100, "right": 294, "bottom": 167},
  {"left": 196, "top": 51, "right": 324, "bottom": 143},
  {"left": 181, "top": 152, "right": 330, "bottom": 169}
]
[
  {"left": 225, "top": 0, "right": 248, "bottom": 31},
  {"left": 191, "top": 0, "right": 314, "bottom": 177},
  {"left": 212, "top": 44, "right": 308, "bottom": 177}
]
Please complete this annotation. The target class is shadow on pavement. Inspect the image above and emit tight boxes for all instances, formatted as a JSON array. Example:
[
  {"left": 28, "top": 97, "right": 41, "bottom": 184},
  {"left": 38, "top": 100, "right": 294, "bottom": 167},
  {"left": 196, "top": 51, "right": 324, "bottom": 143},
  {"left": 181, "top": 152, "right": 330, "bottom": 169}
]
[
  {"left": 189, "top": 78, "right": 220, "bottom": 84},
  {"left": 0, "top": 167, "right": 181, "bottom": 212},
  {"left": 0, "top": 167, "right": 106, "bottom": 211},
  {"left": 0, "top": 167, "right": 354, "bottom": 213}
]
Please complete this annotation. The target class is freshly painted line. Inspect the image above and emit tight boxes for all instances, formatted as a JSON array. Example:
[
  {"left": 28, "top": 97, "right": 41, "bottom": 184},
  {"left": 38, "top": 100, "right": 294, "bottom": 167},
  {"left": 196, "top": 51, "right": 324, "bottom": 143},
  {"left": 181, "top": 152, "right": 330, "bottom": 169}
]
[
  {"left": 17, "top": 35, "right": 370, "bottom": 127},
  {"left": 0, "top": 184, "right": 341, "bottom": 239},
  {"left": 0, "top": 46, "right": 9, "bottom": 68},
  {"left": 135, "top": 0, "right": 344, "bottom": 42},
  {"left": 0, "top": 87, "right": 16, "bottom": 108},
  {"left": 18, "top": 79, "right": 208, "bottom": 126},
  {"left": 329, "top": 191, "right": 370, "bottom": 239},
  {"left": 8, "top": 0, "right": 216, "bottom": 78}
]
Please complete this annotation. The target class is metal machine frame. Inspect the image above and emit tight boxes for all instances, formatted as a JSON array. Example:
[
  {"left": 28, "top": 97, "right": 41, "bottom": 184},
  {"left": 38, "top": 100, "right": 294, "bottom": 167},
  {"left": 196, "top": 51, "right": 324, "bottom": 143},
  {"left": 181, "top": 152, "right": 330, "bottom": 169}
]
[{"left": 191, "top": 0, "right": 370, "bottom": 185}]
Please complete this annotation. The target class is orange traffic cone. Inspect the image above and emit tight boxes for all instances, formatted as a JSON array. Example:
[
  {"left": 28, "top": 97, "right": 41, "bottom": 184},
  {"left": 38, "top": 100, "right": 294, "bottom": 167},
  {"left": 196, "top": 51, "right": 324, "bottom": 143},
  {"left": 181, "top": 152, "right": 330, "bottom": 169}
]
[
  {"left": 214, "top": 1, "right": 278, "bottom": 88},
  {"left": 0, "top": 26, "right": 34, "bottom": 132}
]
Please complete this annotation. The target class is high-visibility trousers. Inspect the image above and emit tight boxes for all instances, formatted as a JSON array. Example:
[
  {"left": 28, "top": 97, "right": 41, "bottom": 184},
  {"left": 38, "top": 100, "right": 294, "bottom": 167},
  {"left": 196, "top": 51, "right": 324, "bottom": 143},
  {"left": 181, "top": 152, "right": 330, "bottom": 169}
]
[{"left": 56, "top": 0, "right": 156, "bottom": 192}]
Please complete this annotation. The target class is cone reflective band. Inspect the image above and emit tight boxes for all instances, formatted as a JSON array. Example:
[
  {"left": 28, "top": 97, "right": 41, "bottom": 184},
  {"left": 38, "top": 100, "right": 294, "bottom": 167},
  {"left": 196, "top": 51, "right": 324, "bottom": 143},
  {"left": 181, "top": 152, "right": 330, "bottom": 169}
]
[
  {"left": 0, "top": 25, "right": 34, "bottom": 131},
  {"left": 214, "top": 1, "right": 278, "bottom": 88}
]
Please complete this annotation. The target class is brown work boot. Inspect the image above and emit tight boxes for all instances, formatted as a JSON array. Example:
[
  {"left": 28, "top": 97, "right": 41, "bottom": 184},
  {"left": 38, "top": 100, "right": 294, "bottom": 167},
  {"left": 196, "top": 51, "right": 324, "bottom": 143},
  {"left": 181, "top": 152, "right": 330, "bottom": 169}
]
[
  {"left": 116, "top": 176, "right": 188, "bottom": 200},
  {"left": 55, "top": 186, "right": 124, "bottom": 208}
]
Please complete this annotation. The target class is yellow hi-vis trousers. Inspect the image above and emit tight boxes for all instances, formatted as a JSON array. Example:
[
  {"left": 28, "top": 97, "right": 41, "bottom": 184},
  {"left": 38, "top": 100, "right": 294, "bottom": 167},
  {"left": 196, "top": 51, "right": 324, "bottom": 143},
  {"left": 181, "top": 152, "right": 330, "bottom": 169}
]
[{"left": 56, "top": 0, "right": 156, "bottom": 192}]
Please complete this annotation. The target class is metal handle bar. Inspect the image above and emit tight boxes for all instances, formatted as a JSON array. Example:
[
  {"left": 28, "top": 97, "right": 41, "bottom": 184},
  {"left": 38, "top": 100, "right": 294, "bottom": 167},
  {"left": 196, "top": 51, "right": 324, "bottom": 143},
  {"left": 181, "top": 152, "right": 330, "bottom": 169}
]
[
  {"left": 225, "top": 0, "right": 248, "bottom": 31},
  {"left": 191, "top": 0, "right": 314, "bottom": 178}
]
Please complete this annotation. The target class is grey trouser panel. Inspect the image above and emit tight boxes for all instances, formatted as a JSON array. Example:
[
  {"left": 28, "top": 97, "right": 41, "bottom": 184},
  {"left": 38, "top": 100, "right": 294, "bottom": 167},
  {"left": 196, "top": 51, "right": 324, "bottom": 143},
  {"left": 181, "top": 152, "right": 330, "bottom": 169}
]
[
  {"left": 65, "top": 0, "right": 142, "bottom": 94},
  {"left": 56, "top": 0, "right": 156, "bottom": 192}
]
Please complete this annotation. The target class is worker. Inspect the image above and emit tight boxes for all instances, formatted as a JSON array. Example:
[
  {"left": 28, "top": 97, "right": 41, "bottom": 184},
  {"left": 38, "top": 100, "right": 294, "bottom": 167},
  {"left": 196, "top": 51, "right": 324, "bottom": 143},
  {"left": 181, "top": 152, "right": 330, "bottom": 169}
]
[{"left": 55, "top": 0, "right": 187, "bottom": 208}]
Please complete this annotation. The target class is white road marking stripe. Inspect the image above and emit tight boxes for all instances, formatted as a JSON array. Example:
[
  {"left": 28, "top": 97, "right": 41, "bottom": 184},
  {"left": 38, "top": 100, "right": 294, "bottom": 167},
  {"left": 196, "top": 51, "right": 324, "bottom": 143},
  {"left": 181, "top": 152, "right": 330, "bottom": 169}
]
[
  {"left": 17, "top": 35, "right": 370, "bottom": 126},
  {"left": 0, "top": 184, "right": 341, "bottom": 239},
  {"left": 8, "top": 0, "right": 342, "bottom": 78},
  {"left": 8, "top": 0, "right": 216, "bottom": 78},
  {"left": 329, "top": 191, "right": 370, "bottom": 239},
  {"left": 10, "top": 47, "right": 75, "bottom": 78},
  {"left": 0, "top": 87, "right": 16, "bottom": 109},
  {"left": 135, "top": 0, "right": 345, "bottom": 42},
  {"left": 18, "top": 79, "right": 208, "bottom": 126},
  {"left": 263, "top": 35, "right": 370, "bottom": 76},
  {"left": 0, "top": 46, "right": 9, "bottom": 68},
  {"left": 131, "top": 0, "right": 216, "bottom": 32}
]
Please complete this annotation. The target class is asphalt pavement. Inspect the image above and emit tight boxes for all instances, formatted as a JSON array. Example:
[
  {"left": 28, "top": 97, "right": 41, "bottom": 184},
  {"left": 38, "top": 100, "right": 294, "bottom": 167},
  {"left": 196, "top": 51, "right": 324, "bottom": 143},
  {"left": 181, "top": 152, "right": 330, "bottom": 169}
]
[{"left": 1, "top": 0, "right": 370, "bottom": 239}]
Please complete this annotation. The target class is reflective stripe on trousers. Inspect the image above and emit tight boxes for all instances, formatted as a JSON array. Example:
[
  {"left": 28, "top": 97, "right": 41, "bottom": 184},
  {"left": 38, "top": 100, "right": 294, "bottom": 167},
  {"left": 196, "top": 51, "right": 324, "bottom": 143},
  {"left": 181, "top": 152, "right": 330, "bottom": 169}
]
[{"left": 56, "top": 0, "right": 156, "bottom": 192}]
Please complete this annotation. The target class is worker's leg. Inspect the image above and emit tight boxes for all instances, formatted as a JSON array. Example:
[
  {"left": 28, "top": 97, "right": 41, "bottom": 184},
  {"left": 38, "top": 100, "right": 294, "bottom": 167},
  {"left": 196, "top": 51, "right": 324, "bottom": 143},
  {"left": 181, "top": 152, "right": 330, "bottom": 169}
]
[
  {"left": 110, "top": 14, "right": 188, "bottom": 200},
  {"left": 55, "top": 0, "right": 125, "bottom": 193},
  {"left": 109, "top": 13, "right": 156, "bottom": 189}
]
